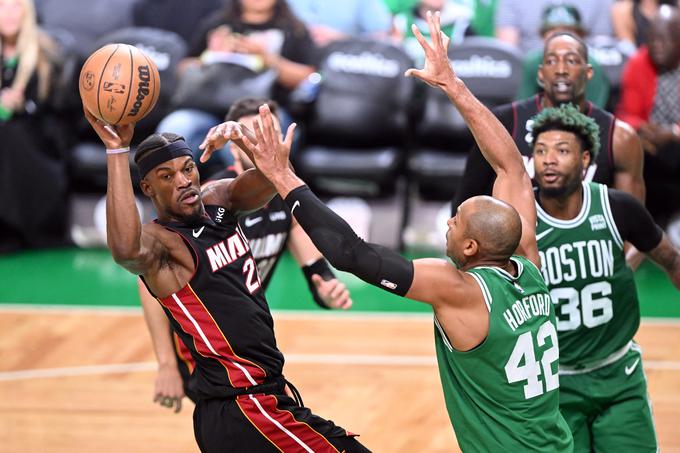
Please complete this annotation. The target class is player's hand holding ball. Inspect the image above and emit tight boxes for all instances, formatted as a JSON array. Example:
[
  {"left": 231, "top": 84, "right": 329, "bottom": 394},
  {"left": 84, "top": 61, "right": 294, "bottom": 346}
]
[{"left": 79, "top": 43, "right": 160, "bottom": 150}]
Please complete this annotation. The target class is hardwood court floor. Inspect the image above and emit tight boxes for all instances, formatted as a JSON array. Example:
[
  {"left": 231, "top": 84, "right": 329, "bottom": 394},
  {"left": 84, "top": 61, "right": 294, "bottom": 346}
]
[{"left": 1, "top": 309, "right": 679, "bottom": 452}]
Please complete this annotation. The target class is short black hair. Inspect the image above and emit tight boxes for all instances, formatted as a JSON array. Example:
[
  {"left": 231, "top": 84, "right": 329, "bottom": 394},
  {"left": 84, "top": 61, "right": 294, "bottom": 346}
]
[
  {"left": 543, "top": 31, "right": 589, "bottom": 61},
  {"left": 531, "top": 103, "right": 600, "bottom": 161},
  {"left": 225, "top": 97, "right": 279, "bottom": 122},
  {"left": 134, "top": 132, "right": 186, "bottom": 167}
]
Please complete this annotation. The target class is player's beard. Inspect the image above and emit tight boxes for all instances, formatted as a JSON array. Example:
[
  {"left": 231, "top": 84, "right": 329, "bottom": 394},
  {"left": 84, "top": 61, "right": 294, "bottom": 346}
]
[
  {"left": 170, "top": 203, "right": 205, "bottom": 227},
  {"left": 540, "top": 170, "right": 582, "bottom": 199}
]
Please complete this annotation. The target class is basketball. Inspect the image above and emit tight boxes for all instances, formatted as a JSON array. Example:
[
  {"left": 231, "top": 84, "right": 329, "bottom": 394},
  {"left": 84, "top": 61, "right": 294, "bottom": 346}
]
[{"left": 79, "top": 43, "right": 160, "bottom": 126}]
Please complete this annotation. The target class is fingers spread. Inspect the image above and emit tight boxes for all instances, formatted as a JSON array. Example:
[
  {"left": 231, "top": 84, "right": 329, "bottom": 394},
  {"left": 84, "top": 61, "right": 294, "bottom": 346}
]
[
  {"left": 411, "top": 23, "right": 431, "bottom": 53},
  {"left": 283, "top": 123, "right": 297, "bottom": 149}
]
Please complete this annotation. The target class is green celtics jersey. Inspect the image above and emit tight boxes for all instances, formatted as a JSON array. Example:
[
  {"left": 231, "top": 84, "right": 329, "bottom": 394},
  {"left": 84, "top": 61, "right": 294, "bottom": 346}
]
[
  {"left": 434, "top": 255, "right": 573, "bottom": 453},
  {"left": 536, "top": 182, "right": 639, "bottom": 367}
]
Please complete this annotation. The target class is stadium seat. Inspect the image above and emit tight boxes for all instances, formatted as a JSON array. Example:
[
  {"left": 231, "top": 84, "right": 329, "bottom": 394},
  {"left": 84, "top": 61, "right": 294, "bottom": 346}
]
[
  {"left": 292, "top": 37, "right": 416, "bottom": 197},
  {"left": 586, "top": 35, "right": 630, "bottom": 111},
  {"left": 408, "top": 37, "right": 524, "bottom": 200}
]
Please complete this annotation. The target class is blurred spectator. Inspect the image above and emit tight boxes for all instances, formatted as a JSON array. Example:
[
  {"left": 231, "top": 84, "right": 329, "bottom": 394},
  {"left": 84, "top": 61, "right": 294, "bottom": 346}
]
[
  {"left": 393, "top": 0, "right": 474, "bottom": 64},
  {"left": 288, "top": 0, "right": 392, "bottom": 46},
  {"left": 132, "top": 0, "right": 224, "bottom": 45},
  {"left": 469, "top": 0, "right": 498, "bottom": 37},
  {"left": 0, "top": 0, "right": 68, "bottom": 252},
  {"left": 384, "top": 0, "right": 496, "bottom": 37},
  {"left": 495, "top": 0, "right": 615, "bottom": 52},
  {"left": 517, "top": 4, "right": 610, "bottom": 107},
  {"left": 611, "top": 0, "right": 677, "bottom": 53},
  {"left": 158, "top": 0, "right": 316, "bottom": 177},
  {"left": 383, "top": 0, "right": 418, "bottom": 15},
  {"left": 616, "top": 5, "right": 680, "bottom": 225},
  {"left": 453, "top": 31, "right": 645, "bottom": 213},
  {"left": 34, "top": 0, "right": 137, "bottom": 56}
]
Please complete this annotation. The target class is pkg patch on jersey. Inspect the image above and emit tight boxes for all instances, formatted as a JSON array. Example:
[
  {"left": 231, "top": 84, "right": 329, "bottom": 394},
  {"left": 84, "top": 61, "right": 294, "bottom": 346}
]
[{"left": 589, "top": 214, "right": 607, "bottom": 231}]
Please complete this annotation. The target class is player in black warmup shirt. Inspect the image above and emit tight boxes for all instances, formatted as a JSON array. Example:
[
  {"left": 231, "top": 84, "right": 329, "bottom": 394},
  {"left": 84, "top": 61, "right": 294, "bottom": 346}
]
[
  {"left": 140, "top": 98, "right": 351, "bottom": 409},
  {"left": 83, "top": 105, "right": 369, "bottom": 452},
  {"left": 452, "top": 31, "right": 645, "bottom": 213}
]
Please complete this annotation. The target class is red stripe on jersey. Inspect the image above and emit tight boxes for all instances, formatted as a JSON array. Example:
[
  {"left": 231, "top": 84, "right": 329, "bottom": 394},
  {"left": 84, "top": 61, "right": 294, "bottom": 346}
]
[
  {"left": 237, "top": 394, "right": 341, "bottom": 453},
  {"left": 158, "top": 284, "right": 267, "bottom": 387},
  {"left": 173, "top": 331, "right": 195, "bottom": 374}
]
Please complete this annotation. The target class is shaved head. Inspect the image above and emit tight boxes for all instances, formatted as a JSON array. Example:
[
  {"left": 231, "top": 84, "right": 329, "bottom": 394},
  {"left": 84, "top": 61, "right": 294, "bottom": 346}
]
[{"left": 462, "top": 196, "right": 522, "bottom": 261}]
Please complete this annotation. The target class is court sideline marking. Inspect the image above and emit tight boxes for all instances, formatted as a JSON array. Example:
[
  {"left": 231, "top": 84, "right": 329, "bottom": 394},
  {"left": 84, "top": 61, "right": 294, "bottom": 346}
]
[{"left": 2, "top": 355, "right": 680, "bottom": 382}]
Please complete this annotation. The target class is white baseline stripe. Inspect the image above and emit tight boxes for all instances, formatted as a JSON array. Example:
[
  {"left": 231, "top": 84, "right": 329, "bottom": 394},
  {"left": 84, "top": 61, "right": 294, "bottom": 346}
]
[
  {"left": 3, "top": 305, "right": 680, "bottom": 326},
  {"left": 2, "top": 355, "right": 679, "bottom": 382}
]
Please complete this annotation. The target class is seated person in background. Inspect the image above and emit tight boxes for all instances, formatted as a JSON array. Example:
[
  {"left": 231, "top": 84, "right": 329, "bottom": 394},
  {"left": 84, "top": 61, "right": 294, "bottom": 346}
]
[
  {"left": 0, "top": 0, "right": 69, "bottom": 252},
  {"left": 517, "top": 4, "right": 610, "bottom": 108},
  {"left": 288, "top": 0, "right": 393, "bottom": 47},
  {"left": 157, "top": 0, "right": 317, "bottom": 178},
  {"left": 611, "top": 0, "right": 677, "bottom": 54},
  {"left": 495, "top": 0, "right": 615, "bottom": 52},
  {"left": 393, "top": 0, "right": 474, "bottom": 64},
  {"left": 616, "top": 5, "right": 680, "bottom": 226},
  {"left": 386, "top": 0, "right": 498, "bottom": 37},
  {"left": 132, "top": 0, "right": 224, "bottom": 45}
]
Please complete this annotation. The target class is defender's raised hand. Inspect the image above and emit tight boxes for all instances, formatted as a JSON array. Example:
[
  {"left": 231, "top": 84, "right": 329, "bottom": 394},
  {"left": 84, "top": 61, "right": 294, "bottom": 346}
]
[
  {"left": 404, "top": 11, "right": 456, "bottom": 88},
  {"left": 198, "top": 121, "right": 249, "bottom": 163},
  {"left": 241, "top": 104, "right": 297, "bottom": 178}
]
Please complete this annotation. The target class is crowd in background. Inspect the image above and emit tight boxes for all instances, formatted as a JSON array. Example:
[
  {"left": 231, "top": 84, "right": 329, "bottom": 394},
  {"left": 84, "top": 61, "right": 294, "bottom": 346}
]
[{"left": 1, "top": 0, "right": 680, "bottom": 252}]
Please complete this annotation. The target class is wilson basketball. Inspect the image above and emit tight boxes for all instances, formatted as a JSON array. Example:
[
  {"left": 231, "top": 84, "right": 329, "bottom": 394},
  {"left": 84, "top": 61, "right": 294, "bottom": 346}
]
[{"left": 79, "top": 43, "right": 160, "bottom": 126}]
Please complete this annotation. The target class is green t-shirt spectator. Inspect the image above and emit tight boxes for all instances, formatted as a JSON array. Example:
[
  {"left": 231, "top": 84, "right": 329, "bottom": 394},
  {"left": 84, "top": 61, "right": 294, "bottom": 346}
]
[
  {"left": 383, "top": 0, "right": 418, "bottom": 15},
  {"left": 470, "top": 0, "right": 497, "bottom": 37},
  {"left": 517, "top": 49, "right": 610, "bottom": 108}
]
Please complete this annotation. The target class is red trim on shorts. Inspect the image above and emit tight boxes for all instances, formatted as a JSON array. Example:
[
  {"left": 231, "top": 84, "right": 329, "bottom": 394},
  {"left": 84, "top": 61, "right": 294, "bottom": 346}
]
[
  {"left": 237, "top": 394, "right": 341, "bottom": 453},
  {"left": 158, "top": 284, "right": 267, "bottom": 387}
]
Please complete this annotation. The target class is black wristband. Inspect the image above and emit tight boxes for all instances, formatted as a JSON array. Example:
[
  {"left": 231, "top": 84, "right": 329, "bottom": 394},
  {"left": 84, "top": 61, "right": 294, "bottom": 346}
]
[{"left": 302, "top": 258, "right": 336, "bottom": 309}]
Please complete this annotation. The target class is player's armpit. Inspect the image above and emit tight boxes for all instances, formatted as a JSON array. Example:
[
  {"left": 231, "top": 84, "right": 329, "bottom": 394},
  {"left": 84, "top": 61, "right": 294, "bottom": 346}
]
[{"left": 112, "top": 224, "right": 169, "bottom": 275}]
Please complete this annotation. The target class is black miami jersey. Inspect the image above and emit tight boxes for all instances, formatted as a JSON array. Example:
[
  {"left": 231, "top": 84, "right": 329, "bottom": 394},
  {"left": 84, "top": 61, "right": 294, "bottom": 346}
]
[
  {"left": 145, "top": 205, "right": 285, "bottom": 399},
  {"left": 209, "top": 168, "right": 293, "bottom": 289},
  {"left": 240, "top": 196, "right": 292, "bottom": 288}
]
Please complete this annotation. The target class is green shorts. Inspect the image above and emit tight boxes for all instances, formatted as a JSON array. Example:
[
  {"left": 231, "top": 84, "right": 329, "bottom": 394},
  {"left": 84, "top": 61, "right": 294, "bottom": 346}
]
[{"left": 559, "top": 344, "right": 658, "bottom": 452}]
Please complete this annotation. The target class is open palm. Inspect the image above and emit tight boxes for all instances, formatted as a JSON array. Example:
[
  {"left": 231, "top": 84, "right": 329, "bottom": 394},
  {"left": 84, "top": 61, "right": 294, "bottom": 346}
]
[{"left": 404, "top": 11, "right": 456, "bottom": 88}]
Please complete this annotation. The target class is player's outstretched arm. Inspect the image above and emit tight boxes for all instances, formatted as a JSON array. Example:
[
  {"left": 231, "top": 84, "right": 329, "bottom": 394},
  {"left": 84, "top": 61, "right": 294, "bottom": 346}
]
[
  {"left": 647, "top": 235, "right": 680, "bottom": 289},
  {"left": 239, "top": 104, "right": 468, "bottom": 307},
  {"left": 138, "top": 280, "right": 184, "bottom": 413},
  {"left": 83, "top": 107, "right": 163, "bottom": 274},
  {"left": 405, "top": 11, "right": 538, "bottom": 265}
]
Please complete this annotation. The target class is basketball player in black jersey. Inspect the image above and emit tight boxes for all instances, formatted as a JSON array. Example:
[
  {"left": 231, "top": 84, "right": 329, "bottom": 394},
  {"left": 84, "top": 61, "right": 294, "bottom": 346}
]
[
  {"left": 452, "top": 32, "right": 645, "bottom": 212},
  {"left": 83, "top": 106, "right": 370, "bottom": 452},
  {"left": 139, "top": 98, "right": 352, "bottom": 413}
]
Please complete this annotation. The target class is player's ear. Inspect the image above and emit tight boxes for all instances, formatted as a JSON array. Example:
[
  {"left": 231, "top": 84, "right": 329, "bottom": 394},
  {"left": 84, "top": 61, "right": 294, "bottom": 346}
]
[
  {"left": 463, "top": 238, "right": 478, "bottom": 258},
  {"left": 582, "top": 149, "right": 591, "bottom": 168},
  {"left": 140, "top": 178, "right": 154, "bottom": 197}
]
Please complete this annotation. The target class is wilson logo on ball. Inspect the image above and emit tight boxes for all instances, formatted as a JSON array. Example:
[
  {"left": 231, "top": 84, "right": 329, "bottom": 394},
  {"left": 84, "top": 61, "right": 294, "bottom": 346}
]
[{"left": 127, "top": 65, "right": 151, "bottom": 117}]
